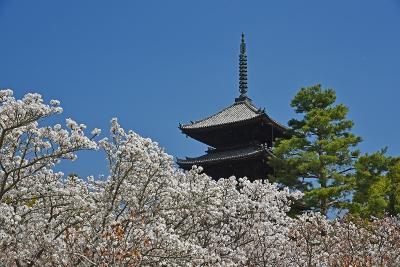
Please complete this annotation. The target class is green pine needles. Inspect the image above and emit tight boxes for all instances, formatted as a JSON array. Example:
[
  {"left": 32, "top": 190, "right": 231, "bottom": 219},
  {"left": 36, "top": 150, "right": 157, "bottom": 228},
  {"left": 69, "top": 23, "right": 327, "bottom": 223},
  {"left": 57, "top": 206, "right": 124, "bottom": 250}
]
[{"left": 351, "top": 150, "right": 400, "bottom": 219}]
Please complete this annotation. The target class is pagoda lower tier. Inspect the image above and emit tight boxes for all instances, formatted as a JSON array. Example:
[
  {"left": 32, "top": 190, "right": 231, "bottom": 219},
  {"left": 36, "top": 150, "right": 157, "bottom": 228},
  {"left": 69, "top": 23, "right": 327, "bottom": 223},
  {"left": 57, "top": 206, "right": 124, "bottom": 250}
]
[{"left": 176, "top": 144, "right": 274, "bottom": 180}]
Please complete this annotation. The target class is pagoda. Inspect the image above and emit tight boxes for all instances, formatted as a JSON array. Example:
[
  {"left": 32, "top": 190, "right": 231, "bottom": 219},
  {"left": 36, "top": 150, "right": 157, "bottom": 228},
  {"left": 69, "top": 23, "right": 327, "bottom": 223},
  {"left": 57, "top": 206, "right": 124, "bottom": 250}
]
[{"left": 177, "top": 34, "right": 287, "bottom": 180}]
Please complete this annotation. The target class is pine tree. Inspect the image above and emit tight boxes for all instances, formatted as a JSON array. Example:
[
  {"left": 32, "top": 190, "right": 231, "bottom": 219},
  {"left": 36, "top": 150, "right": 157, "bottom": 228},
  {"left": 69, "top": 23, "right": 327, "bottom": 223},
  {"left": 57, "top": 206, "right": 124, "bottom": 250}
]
[
  {"left": 269, "top": 84, "right": 361, "bottom": 216},
  {"left": 351, "top": 150, "right": 400, "bottom": 219}
]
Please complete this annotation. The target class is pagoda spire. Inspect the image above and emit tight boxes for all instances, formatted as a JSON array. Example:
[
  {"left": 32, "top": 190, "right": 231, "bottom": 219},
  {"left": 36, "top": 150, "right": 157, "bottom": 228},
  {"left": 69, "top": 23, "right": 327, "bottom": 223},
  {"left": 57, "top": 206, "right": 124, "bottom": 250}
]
[{"left": 236, "top": 33, "right": 249, "bottom": 102}]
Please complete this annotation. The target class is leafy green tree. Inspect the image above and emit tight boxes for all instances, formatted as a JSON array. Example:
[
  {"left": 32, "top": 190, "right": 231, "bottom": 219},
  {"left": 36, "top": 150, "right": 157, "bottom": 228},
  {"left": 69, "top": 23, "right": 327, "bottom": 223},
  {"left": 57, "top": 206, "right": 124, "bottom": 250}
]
[
  {"left": 351, "top": 150, "right": 400, "bottom": 219},
  {"left": 269, "top": 84, "right": 361, "bottom": 216}
]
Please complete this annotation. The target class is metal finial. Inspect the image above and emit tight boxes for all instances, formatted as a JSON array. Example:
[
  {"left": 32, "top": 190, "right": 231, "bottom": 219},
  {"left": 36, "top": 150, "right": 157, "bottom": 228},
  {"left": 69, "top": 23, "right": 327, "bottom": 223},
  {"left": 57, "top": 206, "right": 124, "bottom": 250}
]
[
  {"left": 238, "top": 33, "right": 248, "bottom": 99},
  {"left": 241, "top": 33, "right": 246, "bottom": 54}
]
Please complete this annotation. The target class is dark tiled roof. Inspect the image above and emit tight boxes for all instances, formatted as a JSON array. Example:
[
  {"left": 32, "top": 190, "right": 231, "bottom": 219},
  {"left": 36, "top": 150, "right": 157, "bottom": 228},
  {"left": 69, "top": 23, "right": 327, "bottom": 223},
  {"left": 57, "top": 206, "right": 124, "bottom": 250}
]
[
  {"left": 180, "top": 100, "right": 287, "bottom": 131},
  {"left": 176, "top": 144, "right": 272, "bottom": 166},
  {"left": 180, "top": 100, "right": 262, "bottom": 130}
]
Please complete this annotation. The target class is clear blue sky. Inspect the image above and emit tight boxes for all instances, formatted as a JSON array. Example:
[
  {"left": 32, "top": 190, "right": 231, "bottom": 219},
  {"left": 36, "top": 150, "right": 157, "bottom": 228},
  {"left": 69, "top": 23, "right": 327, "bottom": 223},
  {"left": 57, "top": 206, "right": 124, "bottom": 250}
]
[{"left": 1, "top": 0, "right": 399, "bottom": 178}]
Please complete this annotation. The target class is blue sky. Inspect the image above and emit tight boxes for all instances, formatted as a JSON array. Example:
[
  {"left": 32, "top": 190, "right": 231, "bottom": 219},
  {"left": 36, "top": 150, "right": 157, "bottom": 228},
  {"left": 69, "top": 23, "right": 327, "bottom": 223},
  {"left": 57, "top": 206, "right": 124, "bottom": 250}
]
[{"left": 1, "top": 0, "right": 399, "bottom": 178}]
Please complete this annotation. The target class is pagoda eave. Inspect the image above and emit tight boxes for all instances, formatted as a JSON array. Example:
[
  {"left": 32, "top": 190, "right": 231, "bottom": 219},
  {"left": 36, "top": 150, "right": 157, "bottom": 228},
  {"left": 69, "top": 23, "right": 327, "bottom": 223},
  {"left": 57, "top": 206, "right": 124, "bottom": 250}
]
[
  {"left": 176, "top": 145, "right": 273, "bottom": 168},
  {"left": 179, "top": 115, "right": 287, "bottom": 149}
]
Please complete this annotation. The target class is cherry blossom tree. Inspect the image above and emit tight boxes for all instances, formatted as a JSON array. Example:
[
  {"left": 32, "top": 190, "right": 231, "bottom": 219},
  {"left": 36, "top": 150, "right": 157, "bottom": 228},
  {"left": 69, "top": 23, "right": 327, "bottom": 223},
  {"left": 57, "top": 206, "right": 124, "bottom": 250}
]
[
  {"left": 287, "top": 213, "right": 400, "bottom": 267},
  {"left": 0, "top": 90, "right": 98, "bottom": 266},
  {"left": 65, "top": 118, "right": 300, "bottom": 266}
]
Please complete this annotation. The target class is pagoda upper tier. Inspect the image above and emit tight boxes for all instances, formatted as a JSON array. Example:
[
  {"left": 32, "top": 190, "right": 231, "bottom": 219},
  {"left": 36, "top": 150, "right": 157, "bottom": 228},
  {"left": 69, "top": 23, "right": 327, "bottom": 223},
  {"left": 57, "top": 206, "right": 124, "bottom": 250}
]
[{"left": 179, "top": 98, "right": 286, "bottom": 149}]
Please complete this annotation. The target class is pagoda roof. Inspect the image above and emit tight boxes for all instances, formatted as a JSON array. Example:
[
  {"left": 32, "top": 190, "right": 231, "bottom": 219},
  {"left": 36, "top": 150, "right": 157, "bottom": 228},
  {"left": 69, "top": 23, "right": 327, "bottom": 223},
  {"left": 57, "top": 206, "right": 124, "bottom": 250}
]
[
  {"left": 176, "top": 144, "right": 273, "bottom": 166},
  {"left": 179, "top": 99, "right": 287, "bottom": 132}
]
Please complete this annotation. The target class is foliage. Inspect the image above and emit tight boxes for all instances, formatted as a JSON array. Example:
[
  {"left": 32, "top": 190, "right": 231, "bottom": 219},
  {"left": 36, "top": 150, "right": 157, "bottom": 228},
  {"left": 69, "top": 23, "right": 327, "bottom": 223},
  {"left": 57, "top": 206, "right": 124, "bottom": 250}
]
[
  {"left": 269, "top": 84, "right": 362, "bottom": 216},
  {"left": 1, "top": 89, "right": 400, "bottom": 266},
  {"left": 350, "top": 149, "right": 400, "bottom": 219}
]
